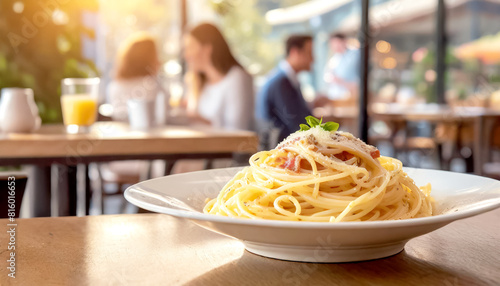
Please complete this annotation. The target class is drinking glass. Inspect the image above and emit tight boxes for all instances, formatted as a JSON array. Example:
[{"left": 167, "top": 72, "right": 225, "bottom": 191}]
[
  {"left": 127, "top": 98, "right": 156, "bottom": 130},
  {"left": 61, "top": 78, "right": 100, "bottom": 133}
]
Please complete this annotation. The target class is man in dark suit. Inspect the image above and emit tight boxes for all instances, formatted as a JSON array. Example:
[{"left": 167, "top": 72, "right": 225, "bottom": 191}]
[{"left": 256, "top": 35, "right": 314, "bottom": 146}]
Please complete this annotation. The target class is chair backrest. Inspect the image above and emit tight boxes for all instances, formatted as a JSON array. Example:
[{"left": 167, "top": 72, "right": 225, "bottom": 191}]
[
  {"left": 491, "top": 121, "right": 500, "bottom": 150},
  {"left": 476, "top": 114, "right": 500, "bottom": 176},
  {"left": 255, "top": 119, "right": 280, "bottom": 150}
]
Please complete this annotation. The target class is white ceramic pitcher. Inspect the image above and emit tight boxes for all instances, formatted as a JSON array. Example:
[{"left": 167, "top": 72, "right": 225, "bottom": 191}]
[{"left": 0, "top": 88, "right": 41, "bottom": 133}]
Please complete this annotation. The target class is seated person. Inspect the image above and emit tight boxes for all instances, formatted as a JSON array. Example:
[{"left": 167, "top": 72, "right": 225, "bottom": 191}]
[
  {"left": 256, "top": 35, "right": 314, "bottom": 145},
  {"left": 107, "top": 32, "right": 168, "bottom": 125},
  {"left": 323, "top": 33, "right": 360, "bottom": 101},
  {"left": 183, "top": 23, "right": 254, "bottom": 131},
  {"left": 99, "top": 33, "right": 168, "bottom": 208}
]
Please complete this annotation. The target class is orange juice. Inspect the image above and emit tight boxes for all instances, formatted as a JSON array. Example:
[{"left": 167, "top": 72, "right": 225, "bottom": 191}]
[{"left": 61, "top": 94, "right": 98, "bottom": 126}]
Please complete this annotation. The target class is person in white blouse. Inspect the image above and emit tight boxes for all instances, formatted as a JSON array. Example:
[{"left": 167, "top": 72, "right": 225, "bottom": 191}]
[
  {"left": 107, "top": 32, "right": 168, "bottom": 125},
  {"left": 98, "top": 33, "right": 168, "bottom": 205},
  {"left": 183, "top": 23, "right": 254, "bottom": 131}
]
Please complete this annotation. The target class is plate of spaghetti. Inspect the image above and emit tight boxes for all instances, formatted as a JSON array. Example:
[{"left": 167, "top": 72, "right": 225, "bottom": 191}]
[{"left": 125, "top": 117, "right": 500, "bottom": 262}]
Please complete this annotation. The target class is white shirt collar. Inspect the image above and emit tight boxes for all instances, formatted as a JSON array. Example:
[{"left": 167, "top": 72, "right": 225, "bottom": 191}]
[{"left": 279, "top": 60, "right": 300, "bottom": 89}]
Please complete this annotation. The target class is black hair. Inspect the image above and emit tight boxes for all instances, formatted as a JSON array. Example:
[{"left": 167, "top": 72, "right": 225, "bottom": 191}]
[
  {"left": 285, "top": 35, "right": 313, "bottom": 56},
  {"left": 330, "top": 33, "right": 346, "bottom": 40}
]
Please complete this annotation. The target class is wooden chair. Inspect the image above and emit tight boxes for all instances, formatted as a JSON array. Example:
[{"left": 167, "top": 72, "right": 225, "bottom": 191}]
[
  {"left": 479, "top": 115, "right": 500, "bottom": 179},
  {"left": 393, "top": 134, "right": 437, "bottom": 167},
  {"left": 434, "top": 121, "right": 475, "bottom": 171},
  {"left": 371, "top": 119, "right": 437, "bottom": 168},
  {"left": 90, "top": 161, "right": 152, "bottom": 214},
  {"left": 255, "top": 119, "right": 280, "bottom": 151}
]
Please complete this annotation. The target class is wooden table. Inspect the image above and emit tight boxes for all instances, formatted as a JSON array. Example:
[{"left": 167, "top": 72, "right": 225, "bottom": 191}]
[
  {"left": 1, "top": 210, "right": 499, "bottom": 285},
  {"left": 369, "top": 103, "right": 500, "bottom": 173},
  {"left": 0, "top": 122, "right": 258, "bottom": 217},
  {"left": 0, "top": 122, "right": 258, "bottom": 164}
]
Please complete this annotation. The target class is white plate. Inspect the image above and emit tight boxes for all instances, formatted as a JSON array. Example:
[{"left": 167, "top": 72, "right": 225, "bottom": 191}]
[{"left": 124, "top": 167, "right": 500, "bottom": 263}]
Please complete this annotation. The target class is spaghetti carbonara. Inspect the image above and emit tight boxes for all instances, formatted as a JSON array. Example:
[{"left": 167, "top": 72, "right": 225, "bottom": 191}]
[{"left": 204, "top": 125, "right": 433, "bottom": 222}]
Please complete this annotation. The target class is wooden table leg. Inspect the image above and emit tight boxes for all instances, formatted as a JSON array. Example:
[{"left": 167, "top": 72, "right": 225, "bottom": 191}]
[
  {"left": 25, "top": 165, "right": 51, "bottom": 217},
  {"left": 91, "top": 163, "right": 104, "bottom": 215},
  {"left": 164, "top": 160, "right": 177, "bottom": 176},
  {"left": 50, "top": 165, "right": 60, "bottom": 217},
  {"left": 76, "top": 164, "right": 87, "bottom": 217},
  {"left": 473, "top": 116, "right": 484, "bottom": 175},
  {"left": 203, "top": 159, "right": 213, "bottom": 170},
  {"left": 50, "top": 164, "right": 70, "bottom": 217}
]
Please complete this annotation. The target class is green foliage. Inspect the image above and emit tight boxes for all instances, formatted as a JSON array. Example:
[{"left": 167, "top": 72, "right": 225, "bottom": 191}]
[
  {"left": 305, "top": 115, "right": 320, "bottom": 127},
  {"left": 209, "top": 0, "right": 307, "bottom": 75},
  {"left": 411, "top": 47, "right": 459, "bottom": 103},
  {"left": 322, "top": 121, "right": 340, "bottom": 131},
  {"left": 410, "top": 44, "right": 496, "bottom": 103},
  {"left": 0, "top": 0, "right": 99, "bottom": 123},
  {"left": 300, "top": 116, "right": 339, "bottom": 132},
  {"left": 299, "top": 124, "right": 310, "bottom": 131}
]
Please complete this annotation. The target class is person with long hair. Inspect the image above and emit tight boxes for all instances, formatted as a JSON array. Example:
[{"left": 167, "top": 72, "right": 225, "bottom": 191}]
[
  {"left": 107, "top": 32, "right": 168, "bottom": 124},
  {"left": 183, "top": 23, "right": 254, "bottom": 131},
  {"left": 100, "top": 33, "right": 169, "bottom": 205}
]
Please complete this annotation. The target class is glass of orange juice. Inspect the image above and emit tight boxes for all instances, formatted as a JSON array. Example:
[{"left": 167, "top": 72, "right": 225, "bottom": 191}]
[{"left": 61, "top": 78, "right": 100, "bottom": 133}]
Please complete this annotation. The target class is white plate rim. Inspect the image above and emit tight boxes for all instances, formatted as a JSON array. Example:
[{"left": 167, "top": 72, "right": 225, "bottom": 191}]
[{"left": 124, "top": 167, "right": 500, "bottom": 229}]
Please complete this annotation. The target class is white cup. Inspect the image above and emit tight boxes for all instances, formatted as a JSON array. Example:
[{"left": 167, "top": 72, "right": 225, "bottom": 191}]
[{"left": 127, "top": 98, "right": 155, "bottom": 130}]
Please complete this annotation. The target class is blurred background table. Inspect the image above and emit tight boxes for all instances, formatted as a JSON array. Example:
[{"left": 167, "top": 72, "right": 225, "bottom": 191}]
[
  {"left": 315, "top": 103, "right": 500, "bottom": 174},
  {"left": 370, "top": 103, "right": 500, "bottom": 174},
  {"left": 1, "top": 210, "right": 498, "bottom": 285},
  {"left": 0, "top": 122, "right": 258, "bottom": 163},
  {"left": 0, "top": 122, "right": 258, "bottom": 217}
]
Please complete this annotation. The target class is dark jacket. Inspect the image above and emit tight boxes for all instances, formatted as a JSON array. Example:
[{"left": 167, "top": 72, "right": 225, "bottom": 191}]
[{"left": 256, "top": 68, "right": 311, "bottom": 143}]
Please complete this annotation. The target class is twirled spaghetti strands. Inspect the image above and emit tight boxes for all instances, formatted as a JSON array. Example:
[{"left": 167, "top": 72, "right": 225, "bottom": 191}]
[{"left": 204, "top": 127, "right": 433, "bottom": 222}]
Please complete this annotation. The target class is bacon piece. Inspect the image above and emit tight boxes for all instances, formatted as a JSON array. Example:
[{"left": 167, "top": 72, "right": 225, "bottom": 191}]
[
  {"left": 335, "top": 149, "right": 380, "bottom": 161},
  {"left": 280, "top": 158, "right": 295, "bottom": 170},
  {"left": 370, "top": 149, "right": 380, "bottom": 159},
  {"left": 334, "top": 150, "right": 379, "bottom": 161},
  {"left": 279, "top": 155, "right": 302, "bottom": 172},
  {"left": 334, "top": 151, "right": 355, "bottom": 161}
]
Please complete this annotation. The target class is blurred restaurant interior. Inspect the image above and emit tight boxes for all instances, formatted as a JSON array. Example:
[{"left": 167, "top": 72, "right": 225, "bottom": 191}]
[
  {"left": 1, "top": 0, "right": 500, "bottom": 217},
  {"left": 2, "top": 0, "right": 500, "bottom": 284}
]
